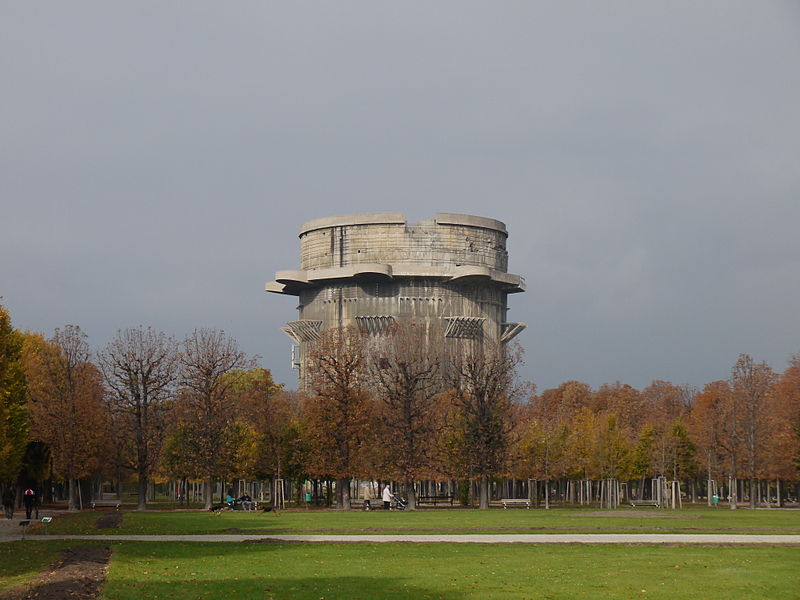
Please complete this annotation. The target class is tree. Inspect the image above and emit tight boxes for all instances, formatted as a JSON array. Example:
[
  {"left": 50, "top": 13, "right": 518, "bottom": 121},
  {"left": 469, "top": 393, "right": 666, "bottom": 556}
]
[
  {"left": 689, "top": 381, "right": 730, "bottom": 494},
  {"left": 594, "top": 413, "right": 632, "bottom": 481},
  {"left": 591, "top": 383, "right": 643, "bottom": 435},
  {"left": 517, "top": 381, "right": 585, "bottom": 506},
  {"left": 304, "top": 327, "right": 374, "bottom": 510},
  {"left": 769, "top": 355, "right": 800, "bottom": 485},
  {"left": 98, "top": 327, "right": 178, "bottom": 510},
  {"left": 234, "top": 371, "right": 306, "bottom": 504},
  {"left": 176, "top": 328, "right": 257, "bottom": 509},
  {"left": 446, "top": 341, "right": 520, "bottom": 510},
  {"left": 367, "top": 323, "right": 446, "bottom": 510},
  {"left": 0, "top": 303, "right": 27, "bottom": 486},
  {"left": 667, "top": 421, "right": 697, "bottom": 481},
  {"left": 23, "top": 327, "right": 109, "bottom": 510},
  {"left": 730, "top": 354, "right": 775, "bottom": 508}
]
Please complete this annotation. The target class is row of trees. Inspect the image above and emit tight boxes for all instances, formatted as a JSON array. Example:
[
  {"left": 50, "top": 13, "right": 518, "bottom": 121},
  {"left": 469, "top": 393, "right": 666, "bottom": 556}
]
[{"left": 2, "top": 301, "right": 799, "bottom": 511}]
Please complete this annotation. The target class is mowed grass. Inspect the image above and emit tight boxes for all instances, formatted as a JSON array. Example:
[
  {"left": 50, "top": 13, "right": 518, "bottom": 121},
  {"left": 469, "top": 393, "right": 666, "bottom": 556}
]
[
  {"left": 38, "top": 506, "right": 800, "bottom": 536},
  {"left": 0, "top": 539, "right": 94, "bottom": 593},
  {"left": 2, "top": 540, "right": 795, "bottom": 599}
]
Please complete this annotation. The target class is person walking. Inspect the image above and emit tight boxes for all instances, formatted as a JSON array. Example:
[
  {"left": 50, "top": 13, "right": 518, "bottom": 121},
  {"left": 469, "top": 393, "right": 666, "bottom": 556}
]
[
  {"left": 23, "top": 487, "right": 36, "bottom": 520},
  {"left": 382, "top": 484, "right": 392, "bottom": 510},
  {"left": 2, "top": 487, "right": 14, "bottom": 519}
]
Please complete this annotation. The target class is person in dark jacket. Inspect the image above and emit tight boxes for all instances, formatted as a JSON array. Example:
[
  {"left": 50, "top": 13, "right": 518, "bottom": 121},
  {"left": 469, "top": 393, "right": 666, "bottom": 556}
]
[
  {"left": 2, "top": 487, "right": 14, "bottom": 519},
  {"left": 23, "top": 487, "right": 37, "bottom": 519}
]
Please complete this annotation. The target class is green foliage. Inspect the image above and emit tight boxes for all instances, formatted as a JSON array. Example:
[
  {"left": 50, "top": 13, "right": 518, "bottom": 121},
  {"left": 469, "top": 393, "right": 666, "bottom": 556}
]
[
  {"left": 632, "top": 425, "right": 655, "bottom": 477},
  {"left": 0, "top": 304, "right": 27, "bottom": 483},
  {"left": 669, "top": 421, "right": 698, "bottom": 480},
  {"left": 595, "top": 414, "right": 632, "bottom": 479}
]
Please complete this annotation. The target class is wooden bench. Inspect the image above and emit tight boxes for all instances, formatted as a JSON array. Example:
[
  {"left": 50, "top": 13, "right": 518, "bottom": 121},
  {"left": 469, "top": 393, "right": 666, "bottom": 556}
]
[
  {"left": 91, "top": 500, "right": 121, "bottom": 510},
  {"left": 629, "top": 499, "right": 660, "bottom": 508},
  {"left": 501, "top": 498, "right": 531, "bottom": 509},
  {"left": 417, "top": 495, "right": 455, "bottom": 506}
]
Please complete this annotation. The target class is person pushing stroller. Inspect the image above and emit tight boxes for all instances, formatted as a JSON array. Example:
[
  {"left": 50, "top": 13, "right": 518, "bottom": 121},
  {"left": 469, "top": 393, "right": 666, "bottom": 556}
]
[{"left": 381, "top": 484, "right": 407, "bottom": 511}]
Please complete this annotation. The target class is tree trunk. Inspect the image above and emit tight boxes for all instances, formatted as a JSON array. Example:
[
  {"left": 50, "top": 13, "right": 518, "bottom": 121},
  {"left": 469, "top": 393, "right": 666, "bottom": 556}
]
[
  {"left": 67, "top": 478, "right": 78, "bottom": 511},
  {"left": 750, "top": 478, "right": 757, "bottom": 509},
  {"left": 137, "top": 475, "right": 148, "bottom": 511},
  {"left": 478, "top": 476, "right": 490, "bottom": 510},
  {"left": 405, "top": 479, "right": 416, "bottom": 511},
  {"left": 337, "top": 477, "right": 351, "bottom": 510},
  {"left": 203, "top": 477, "right": 213, "bottom": 510}
]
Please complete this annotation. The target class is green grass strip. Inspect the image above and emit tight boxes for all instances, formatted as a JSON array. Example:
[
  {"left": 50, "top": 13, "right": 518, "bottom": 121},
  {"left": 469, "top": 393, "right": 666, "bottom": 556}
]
[{"left": 38, "top": 507, "right": 800, "bottom": 536}]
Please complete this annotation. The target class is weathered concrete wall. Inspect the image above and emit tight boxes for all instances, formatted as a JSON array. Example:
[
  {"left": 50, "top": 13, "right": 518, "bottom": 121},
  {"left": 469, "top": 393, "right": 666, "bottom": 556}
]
[
  {"left": 267, "top": 212, "right": 525, "bottom": 386},
  {"left": 298, "top": 213, "right": 509, "bottom": 272}
]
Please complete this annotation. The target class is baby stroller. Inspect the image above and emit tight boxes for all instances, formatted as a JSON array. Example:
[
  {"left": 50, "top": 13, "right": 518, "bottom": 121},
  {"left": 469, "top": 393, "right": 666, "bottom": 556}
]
[{"left": 391, "top": 493, "right": 407, "bottom": 511}]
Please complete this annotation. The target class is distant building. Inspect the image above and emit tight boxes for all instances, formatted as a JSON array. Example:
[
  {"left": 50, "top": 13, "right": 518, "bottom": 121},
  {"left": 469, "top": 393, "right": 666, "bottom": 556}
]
[{"left": 266, "top": 212, "right": 525, "bottom": 387}]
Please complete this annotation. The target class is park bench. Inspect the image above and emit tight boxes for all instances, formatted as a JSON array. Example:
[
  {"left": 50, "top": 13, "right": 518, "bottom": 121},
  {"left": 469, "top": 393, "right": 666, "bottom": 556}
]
[
  {"left": 91, "top": 500, "right": 121, "bottom": 510},
  {"left": 629, "top": 499, "right": 660, "bottom": 508},
  {"left": 501, "top": 498, "right": 531, "bottom": 509},
  {"left": 417, "top": 495, "right": 455, "bottom": 506}
]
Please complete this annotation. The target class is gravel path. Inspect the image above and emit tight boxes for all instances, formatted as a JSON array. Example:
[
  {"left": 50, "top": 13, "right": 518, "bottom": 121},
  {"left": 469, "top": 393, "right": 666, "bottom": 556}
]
[{"left": 3, "top": 533, "right": 799, "bottom": 544}]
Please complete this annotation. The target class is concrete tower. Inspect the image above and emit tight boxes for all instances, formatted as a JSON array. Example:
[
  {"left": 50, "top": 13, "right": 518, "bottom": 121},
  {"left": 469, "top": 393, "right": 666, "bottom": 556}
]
[{"left": 266, "top": 212, "right": 525, "bottom": 386}]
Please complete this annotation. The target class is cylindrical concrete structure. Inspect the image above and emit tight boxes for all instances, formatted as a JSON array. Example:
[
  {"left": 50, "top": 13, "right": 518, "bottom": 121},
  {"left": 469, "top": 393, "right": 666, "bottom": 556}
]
[{"left": 267, "top": 212, "right": 525, "bottom": 385}]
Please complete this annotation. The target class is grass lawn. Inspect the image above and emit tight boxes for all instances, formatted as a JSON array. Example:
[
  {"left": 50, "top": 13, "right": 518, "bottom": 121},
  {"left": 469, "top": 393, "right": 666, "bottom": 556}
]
[
  {"left": 1, "top": 540, "right": 796, "bottom": 599},
  {"left": 0, "top": 539, "right": 76, "bottom": 592},
  {"left": 37, "top": 506, "right": 800, "bottom": 536}
]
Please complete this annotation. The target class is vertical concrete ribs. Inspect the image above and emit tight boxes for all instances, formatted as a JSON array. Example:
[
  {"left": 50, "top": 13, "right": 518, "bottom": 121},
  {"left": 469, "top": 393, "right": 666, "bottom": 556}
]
[{"left": 266, "top": 212, "right": 526, "bottom": 385}]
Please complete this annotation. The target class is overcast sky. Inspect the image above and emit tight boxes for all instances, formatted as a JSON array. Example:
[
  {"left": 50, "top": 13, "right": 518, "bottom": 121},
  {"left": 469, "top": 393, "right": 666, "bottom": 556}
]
[{"left": 2, "top": 1, "right": 799, "bottom": 392}]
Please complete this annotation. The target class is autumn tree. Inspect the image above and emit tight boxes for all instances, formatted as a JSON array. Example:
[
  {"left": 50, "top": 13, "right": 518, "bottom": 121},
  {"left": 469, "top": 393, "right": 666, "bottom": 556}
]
[
  {"left": 367, "top": 323, "right": 446, "bottom": 510},
  {"left": 98, "top": 327, "right": 178, "bottom": 510},
  {"left": 233, "top": 371, "right": 306, "bottom": 503},
  {"left": 446, "top": 341, "right": 520, "bottom": 510},
  {"left": 0, "top": 303, "right": 27, "bottom": 487},
  {"left": 771, "top": 355, "right": 800, "bottom": 489},
  {"left": 304, "top": 326, "right": 374, "bottom": 510},
  {"left": 567, "top": 407, "right": 598, "bottom": 480},
  {"left": 23, "top": 327, "right": 109, "bottom": 510},
  {"left": 730, "top": 354, "right": 776, "bottom": 508},
  {"left": 594, "top": 413, "right": 632, "bottom": 480},
  {"left": 639, "top": 381, "right": 691, "bottom": 474},
  {"left": 518, "top": 381, "right": 587, "bottom": 506},
  {"left": 689, "top": 381, "right": 731, "bottom": 496},
  {"left": 591, "top": 382, "right": 644, "bottom": 435},
  {"left": 175, "top": 329, "right": 258, "bottom": 509}
]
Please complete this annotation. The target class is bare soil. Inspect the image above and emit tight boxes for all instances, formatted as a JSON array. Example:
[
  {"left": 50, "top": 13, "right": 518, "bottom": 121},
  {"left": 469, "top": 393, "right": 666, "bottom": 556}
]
[
  {"left": 93, "top": 511, "right": 123, "bottom": 529},
  {"left": 1, "top": 545, "right": 111, "bottom": 600}
]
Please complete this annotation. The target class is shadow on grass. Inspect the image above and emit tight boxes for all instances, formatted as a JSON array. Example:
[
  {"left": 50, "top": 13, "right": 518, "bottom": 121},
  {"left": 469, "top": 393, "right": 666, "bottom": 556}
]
[
  {"left": 103, "top": 574, "right": 466, "bottom": 600},
  {"left": 5, "top": 546, "right": 110, "bottom": 600},
  {"left": 105, "top": 542, "right": 467, "bottom": 599}
]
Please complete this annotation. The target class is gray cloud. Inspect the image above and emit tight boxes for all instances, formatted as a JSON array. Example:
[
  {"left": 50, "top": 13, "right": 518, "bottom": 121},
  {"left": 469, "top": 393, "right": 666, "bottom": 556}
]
[{"left": 2, "top": 1, "right": 799, "bottom": 391}]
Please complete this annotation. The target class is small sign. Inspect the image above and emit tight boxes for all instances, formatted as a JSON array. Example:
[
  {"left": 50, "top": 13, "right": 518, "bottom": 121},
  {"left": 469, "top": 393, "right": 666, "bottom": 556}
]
[{"left": 41, "top": 517, "right": 52, "bottom": 523}]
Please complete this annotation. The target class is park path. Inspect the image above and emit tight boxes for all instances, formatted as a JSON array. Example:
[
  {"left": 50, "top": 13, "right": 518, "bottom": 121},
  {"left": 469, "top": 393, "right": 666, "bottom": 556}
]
[{"left": 3, "top": 533, "right": 800, "bottom": 544}]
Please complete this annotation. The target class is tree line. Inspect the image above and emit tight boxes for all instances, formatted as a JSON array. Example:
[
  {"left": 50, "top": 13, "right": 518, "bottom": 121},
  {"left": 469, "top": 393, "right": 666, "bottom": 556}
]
[{"left": 1, "top": 301, "right": 799, "bottom": 511}]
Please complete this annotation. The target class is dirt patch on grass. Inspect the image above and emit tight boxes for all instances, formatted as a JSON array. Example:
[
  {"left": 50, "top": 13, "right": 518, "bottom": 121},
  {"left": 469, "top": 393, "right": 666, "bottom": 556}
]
[
  {"left": 1, "top": 545, "right": 111, "bottom": 600},
  {"left": 577, "top": 510, "right": 698, "bottom": 519},
  {"left": 93, "top": 511, "right": 123, "bottom": 529}
]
